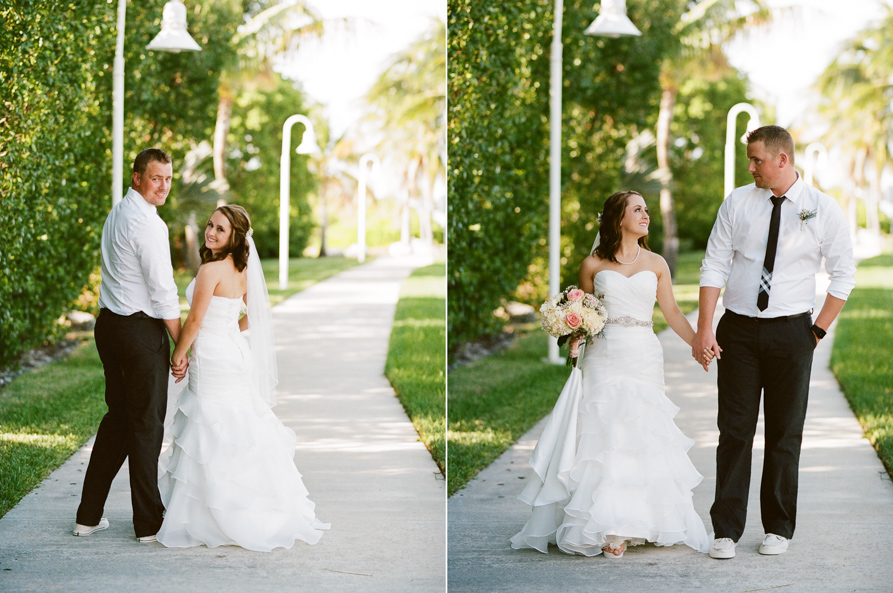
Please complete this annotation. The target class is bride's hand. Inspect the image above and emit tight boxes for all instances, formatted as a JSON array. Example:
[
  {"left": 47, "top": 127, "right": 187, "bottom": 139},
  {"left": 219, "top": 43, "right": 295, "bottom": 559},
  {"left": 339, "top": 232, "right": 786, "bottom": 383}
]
[{"left": 171, "top": 350, "right": 188, "bottom": 382}]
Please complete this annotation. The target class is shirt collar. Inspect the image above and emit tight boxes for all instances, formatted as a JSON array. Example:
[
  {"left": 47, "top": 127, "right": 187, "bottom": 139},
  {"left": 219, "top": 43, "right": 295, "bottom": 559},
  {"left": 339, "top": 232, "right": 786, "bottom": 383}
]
[
  {"left": 762, "top": 172, "right": 804, "bottom": 205},
  {"left": 125, "top": 187, "right": 158, "bottom": 215}
]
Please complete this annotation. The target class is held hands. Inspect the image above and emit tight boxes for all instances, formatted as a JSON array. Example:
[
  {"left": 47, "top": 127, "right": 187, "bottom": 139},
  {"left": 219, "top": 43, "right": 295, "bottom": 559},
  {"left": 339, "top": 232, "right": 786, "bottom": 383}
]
[
  {"left": 691, "top": 329, "right": 722, "bottom": 372},
  {"left": 170, "top": 349, "right": 189, "bottom": 383}
]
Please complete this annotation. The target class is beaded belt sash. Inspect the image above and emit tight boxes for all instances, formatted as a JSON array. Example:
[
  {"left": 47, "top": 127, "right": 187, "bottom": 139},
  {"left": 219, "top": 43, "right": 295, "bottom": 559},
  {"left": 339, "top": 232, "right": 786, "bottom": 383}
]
[{"left": 606, "top": 316, "right": 653, "bottom": 328}]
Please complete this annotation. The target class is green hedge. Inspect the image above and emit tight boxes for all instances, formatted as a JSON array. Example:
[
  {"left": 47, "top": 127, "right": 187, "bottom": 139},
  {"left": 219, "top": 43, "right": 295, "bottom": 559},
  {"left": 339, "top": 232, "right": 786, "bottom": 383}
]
[
  {"left": 447, "top": 0, "right": 685, "bottom": 349},
  {"left": 1, "top": 1, "right": 116, "bottom": 369},
  {"left": 0, "top": 1, "right": 272, "bottom": 369}
]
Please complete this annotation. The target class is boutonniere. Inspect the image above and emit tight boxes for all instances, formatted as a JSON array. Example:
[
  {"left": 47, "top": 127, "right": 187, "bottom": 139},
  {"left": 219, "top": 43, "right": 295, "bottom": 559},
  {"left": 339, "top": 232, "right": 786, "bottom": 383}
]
[{"left": 798, "top": 208, "right": 817, "bottom": 230}]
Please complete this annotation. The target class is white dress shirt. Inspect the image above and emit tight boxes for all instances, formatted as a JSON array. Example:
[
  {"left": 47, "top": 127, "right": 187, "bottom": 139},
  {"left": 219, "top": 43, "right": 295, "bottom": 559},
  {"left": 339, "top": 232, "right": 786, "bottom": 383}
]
[
  {"left": 97, "top": 188, "right": 180, "bottom": 320},
  {"left": 700, "top": 174, "right": 855, "bottom": 318}
]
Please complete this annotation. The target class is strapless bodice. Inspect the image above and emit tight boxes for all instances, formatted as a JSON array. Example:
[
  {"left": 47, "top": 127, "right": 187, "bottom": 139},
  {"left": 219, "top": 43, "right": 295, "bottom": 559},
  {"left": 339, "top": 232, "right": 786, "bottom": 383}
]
[
  {"left": 185, "top": 278, "right": 245, "bottom": 335},
  {"left": 593, "top": 270, "right": 657, "bottom": 322}
]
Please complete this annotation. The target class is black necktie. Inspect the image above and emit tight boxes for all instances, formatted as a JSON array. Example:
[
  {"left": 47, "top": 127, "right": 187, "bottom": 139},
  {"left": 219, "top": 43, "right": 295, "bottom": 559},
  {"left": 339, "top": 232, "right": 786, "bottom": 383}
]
[{"left": 757, "top": 196, "right": 785, "bottom": 311}]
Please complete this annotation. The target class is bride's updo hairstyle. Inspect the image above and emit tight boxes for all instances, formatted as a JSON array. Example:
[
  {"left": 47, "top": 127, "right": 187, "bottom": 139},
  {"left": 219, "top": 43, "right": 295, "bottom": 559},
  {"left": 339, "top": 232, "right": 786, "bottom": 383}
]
[
  {"left": 200, "top": 204, "right": 251, "bottom": 272},
  {"left": 593, "top": 190, "right": 650, "bottom": 263}
]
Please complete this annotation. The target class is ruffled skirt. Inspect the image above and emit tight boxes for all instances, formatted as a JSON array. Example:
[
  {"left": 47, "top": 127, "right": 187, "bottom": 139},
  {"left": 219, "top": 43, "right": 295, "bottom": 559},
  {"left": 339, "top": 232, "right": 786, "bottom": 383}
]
[
  {"left": 157, "top": 337, "right": 328, "bottom": 551},
  {"left": 510, "top": 326, "right": 709, "bottom": 556}
]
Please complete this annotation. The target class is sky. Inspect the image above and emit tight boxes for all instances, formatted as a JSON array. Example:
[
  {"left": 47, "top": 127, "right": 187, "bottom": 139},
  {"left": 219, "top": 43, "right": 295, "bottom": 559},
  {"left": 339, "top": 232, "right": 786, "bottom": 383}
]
[
  {"left": 724, "top": 0, "right": 892, "bottom": 190},
  {"left": 725, "top": 0, "right": 891, "bottom": 128},
  {"left": 277, "top": 0, "right": 446, "bottom": 138}
]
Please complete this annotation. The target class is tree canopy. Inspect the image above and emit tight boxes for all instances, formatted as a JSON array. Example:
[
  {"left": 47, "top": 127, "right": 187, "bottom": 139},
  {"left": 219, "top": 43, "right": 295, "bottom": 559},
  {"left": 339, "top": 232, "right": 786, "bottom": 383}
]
[{"left": 448, "top": 0, "right": 686, "bottom": 347}]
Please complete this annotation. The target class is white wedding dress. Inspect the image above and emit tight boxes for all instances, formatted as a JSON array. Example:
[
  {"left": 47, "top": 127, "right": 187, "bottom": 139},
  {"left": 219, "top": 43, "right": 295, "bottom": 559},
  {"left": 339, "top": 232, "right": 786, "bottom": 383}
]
[
  {"left": 157, "top": 279, "right": 328, "bottom": 552},
  {"left": 511, "top": 270, "right": 709, "bottom": 555}
]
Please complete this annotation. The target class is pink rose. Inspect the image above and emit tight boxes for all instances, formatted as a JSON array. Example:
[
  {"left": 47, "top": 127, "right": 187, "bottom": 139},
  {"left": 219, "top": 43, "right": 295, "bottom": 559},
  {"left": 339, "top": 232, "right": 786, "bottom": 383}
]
[
  {"left": 565, "top": 312, "right": 582, "bottom": 329},
  {"left": 567, "top": 288, "right": 584, "bottom": 302}
]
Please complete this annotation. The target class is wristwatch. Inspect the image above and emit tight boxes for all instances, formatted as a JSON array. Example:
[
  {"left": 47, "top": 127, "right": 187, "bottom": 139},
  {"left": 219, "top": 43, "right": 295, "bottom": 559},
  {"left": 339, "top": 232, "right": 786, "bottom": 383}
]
[{"left": 810, "top": 324, "right": 827, "bottom": 340}]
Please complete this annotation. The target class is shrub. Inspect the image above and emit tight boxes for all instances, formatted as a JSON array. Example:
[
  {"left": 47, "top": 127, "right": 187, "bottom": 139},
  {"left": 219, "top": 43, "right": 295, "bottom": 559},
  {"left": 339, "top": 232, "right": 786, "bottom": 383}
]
[
  {"left": 447, "top": 0, "right": 684, "bottom": 349},
  {"left": 1, "top": 1, "right": 115, "bottom": 369},
  {"left": 0, "top": 0, "right": 241, "bottom": 369}
]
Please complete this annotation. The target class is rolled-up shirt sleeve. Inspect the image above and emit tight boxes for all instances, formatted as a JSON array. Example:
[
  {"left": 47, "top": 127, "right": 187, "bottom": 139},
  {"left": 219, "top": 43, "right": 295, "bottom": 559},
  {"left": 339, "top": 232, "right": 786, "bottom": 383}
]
[
  {"left": 700, "top": 198, "right": 734, "bottom": 289},
  {"left": 132, "top": 217, "right": 181, "bottom": 320},
  {"left": 821, "top": 202, "right": 856, "bottom": 300}
]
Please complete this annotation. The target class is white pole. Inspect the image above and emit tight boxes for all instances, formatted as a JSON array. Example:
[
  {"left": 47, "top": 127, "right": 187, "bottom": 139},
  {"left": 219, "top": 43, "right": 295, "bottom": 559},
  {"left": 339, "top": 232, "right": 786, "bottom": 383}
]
[
  {"left": 279, "top": 120, "right": 294, "bottom": 291},
  {"left": 547, "top": 0, "right": 564, "bottom": 364},
  {"left": 803, "top": 142, "right": 827, "bottom": 186},
  {"left": 357, "top": 153, "right": 380, "bottom": 263},
  {"left": 724, "top": 102, "right": 760, "bottom": 199},
  {"left": 111, "top": 0, "right": 126, "bottom": 208},
  {"left": 279, "top": 114, "right": 316, "bottom": 290}
]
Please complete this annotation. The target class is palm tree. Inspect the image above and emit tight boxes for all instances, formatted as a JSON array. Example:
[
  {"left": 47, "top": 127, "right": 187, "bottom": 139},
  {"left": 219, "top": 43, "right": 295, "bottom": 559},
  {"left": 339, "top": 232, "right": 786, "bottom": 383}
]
[
  {"left": 212, "top": 1, "right": 329, "bottom": 198},
  {"left": 168, "top": 141, "right": 227, "bottom": 271},
  {"left": 655, "top": 0, "right": 770, "bottom": 275},
  {"left": 309, "top": 130, "right": 358, "bottom": 257},
  {"left": 366, "top": 19, "right": 446, "bottom": 250},
  {"left": 814, "top": 7, "right": 893, "bottom": 238}
]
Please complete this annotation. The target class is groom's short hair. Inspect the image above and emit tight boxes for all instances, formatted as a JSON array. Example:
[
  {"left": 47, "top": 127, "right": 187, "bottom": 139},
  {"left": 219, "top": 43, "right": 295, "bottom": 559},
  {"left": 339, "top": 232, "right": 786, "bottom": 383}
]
[
  {"left": 133, "top": 148, "right": 172, "bottom": 175},
  {"left": 746, "top": 125, "right": 795, "bottom": 165}
]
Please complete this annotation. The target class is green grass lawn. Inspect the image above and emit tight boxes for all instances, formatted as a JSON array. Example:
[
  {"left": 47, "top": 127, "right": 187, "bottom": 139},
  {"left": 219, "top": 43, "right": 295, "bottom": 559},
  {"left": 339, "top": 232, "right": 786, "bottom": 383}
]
[
  {"left": 0, "top": 339, "right": 106, "bottom": 518},
  {"left": 830, "top": 252, "right": 893, "bottom": 479},
  {"left": 0, "top": 256, "right": 364, "bottom": 519},
  {"left": 447, "top": 250, "right": 705, "bottom": 495},
  {"left": 384, "top": 263, "right": 446, "bottom": 475}
]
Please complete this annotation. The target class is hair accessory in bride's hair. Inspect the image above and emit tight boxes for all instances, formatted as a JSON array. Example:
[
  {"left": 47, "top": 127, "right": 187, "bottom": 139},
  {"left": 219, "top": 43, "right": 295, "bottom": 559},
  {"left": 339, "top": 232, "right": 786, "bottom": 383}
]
[
  {"left": 246, "top": 227, "right": 254, "bottom": 238},
  {"left": 596, "top": 212, "right": 603, "bottom": 224}
]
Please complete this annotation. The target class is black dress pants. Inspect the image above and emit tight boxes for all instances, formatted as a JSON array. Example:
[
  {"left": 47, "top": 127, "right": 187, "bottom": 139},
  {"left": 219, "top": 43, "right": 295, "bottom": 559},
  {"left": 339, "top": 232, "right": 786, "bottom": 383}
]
[
  {"left": 76, "top": 309, "right": 169, "bottom": 537},
  {"left": 709, "top": 310, "right": 816, "bottom": 542}
]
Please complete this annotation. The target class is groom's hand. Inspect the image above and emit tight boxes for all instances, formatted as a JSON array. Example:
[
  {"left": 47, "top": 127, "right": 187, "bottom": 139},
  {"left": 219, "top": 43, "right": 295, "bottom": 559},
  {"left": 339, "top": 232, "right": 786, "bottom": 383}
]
[{"left": 692, "top": 329, "right": 721, "bottom": 372}]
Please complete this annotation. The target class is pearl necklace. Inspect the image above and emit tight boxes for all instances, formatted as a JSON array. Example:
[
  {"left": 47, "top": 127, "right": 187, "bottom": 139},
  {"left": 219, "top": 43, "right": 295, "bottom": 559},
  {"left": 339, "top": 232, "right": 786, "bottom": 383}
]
[{"left": 616, "top": 245, "right": 640, "bottom": 265}]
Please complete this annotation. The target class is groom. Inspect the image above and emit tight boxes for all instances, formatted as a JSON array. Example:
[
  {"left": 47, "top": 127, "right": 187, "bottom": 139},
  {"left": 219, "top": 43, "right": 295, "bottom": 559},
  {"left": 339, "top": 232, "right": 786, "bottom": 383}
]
[
  {"left": 693, "top": 125, "right": 855, "bottom": 558},
  {"left": 73, "top": 148, "right": 186, "bottom": 542}
]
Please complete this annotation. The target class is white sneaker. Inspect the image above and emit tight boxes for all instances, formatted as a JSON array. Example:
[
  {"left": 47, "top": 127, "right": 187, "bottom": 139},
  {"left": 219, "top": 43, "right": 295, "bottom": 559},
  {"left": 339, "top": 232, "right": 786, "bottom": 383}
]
[
  {"left": 759, "top": 533, "right": 789, "bottom": 555},
  {"left": 72, "top": 517, "right": 109, "bottom": 537},
  {"left": 137, "top": 534, "right": 157, "bottom": 543},
  {"left": 709, "top": 537, "right": 736, "bottom": 559}
]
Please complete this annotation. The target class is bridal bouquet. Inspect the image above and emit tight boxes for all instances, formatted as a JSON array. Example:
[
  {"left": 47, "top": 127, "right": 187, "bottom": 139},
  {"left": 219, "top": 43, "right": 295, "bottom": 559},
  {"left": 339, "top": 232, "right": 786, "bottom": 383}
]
[{"left": 539, "top": 286, "right": 607, "bottom": 366}]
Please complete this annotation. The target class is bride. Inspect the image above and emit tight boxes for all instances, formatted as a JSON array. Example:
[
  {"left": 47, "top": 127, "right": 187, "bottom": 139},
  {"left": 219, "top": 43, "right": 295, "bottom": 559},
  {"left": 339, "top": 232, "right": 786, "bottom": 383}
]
[
  {"left": 511, "top": 190, "right": 710, "bottom": 558},
  {"left": 157, "top": 204, "right": 328, "bottom": 551}
]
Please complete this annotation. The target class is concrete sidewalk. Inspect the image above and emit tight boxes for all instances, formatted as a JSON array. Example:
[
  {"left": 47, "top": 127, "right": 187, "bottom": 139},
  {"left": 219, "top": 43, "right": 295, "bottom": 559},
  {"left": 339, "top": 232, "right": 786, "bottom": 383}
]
[
  {"left": 0, "top": 256, "right": 446, "bottom": 593},
  {"left": 448, "top": 296, "right": 893, "bottom": 592}
]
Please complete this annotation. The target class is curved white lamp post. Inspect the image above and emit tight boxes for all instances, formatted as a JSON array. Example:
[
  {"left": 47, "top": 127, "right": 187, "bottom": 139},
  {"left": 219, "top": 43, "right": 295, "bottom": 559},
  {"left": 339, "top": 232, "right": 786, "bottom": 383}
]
[
  {"left": 112, "top": 0, "right": 201, "bottom": 208},
  {"left": 803, "top": 142, "right": 828, "bottom": 186},
  {"left": 723, "top": 102, "right": 761, "bottom": 199},
  {"left": 357, "top": 153, "right": 381, "bottom": 264},
  {"left": 547, "top": 0, "right": 641, "bottom": 363},
  {"left": 279, "top": 114, "right": 320, "bottom": 290}
]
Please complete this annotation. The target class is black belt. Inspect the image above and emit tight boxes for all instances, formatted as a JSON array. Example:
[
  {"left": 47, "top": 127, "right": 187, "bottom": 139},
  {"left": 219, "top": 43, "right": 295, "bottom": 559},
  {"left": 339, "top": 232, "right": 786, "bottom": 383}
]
[
  {"left": 99, "top": 308, "right": 158, "bottom": 320},
  {"left": 725, "top": 309, "right": 812, "bottom": 323}
]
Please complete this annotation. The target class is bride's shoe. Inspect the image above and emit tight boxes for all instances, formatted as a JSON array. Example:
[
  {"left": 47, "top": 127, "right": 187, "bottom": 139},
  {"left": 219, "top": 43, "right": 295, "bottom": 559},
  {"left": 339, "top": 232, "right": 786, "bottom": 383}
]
[{"left": 603, "top": 539, "right": 627, "bottom": 558}]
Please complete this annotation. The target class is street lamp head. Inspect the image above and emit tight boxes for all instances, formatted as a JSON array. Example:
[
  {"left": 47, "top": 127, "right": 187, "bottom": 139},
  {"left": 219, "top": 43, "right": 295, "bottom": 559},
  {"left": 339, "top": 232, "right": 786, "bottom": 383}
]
[
  {"left": 585, "top": 0, "right": 642, "bottom": 38},
  {"left": 147, "top": 0, "right": 202, "bottom": 52},
  {"left": 296, "top": 128, "right": 321, "bottom": 155}
]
